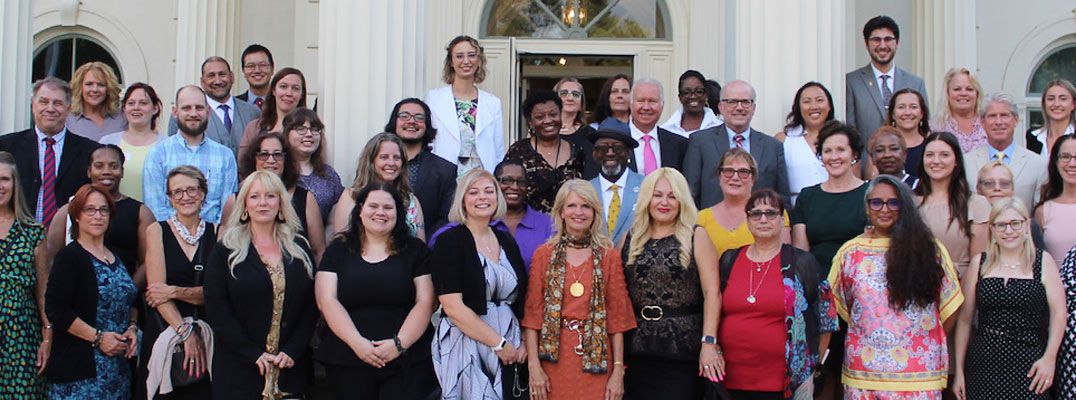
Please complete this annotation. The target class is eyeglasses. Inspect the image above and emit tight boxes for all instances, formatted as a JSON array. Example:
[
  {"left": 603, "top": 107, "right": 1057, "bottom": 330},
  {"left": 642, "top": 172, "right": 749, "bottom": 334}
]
[
  {"left": 557, "top": 90, "right": 582, "bottom": 99},
  {"left": 867, "top": 198, "right": 902, "bottom": 211},
  {"left": 719, "top": 167, "right": 753, "bottom": 179},
  {"left": 168, "top": 187, "right": 202, "bottom": 200},
  {"left": 1058, "top": 153, "right": 1075, "bottom": 164},
  {"left": 242, "top": 62, "right": 272, "bottom": 71},
  {"left": 978, "top": 179, "right": 1013, "bottom": 190},
  {"left": 719, "top": 98, "right": 755, "bottom": 108},
  {"left": 497, "top": 177, "right": 526, "bottom": 187},
  {"left": 81, "top": 206, "right": 111, "bottom": 216},
  {"left": 679, "top": 88, "right": 707, "bottom": 97},
  {"left": 256, "top": 151, "right": 286, "bottom": 161},
  {"left": 746, "top": 209, "right": 781, "bottom": 221},
  {"left": 868, "top": 36, "right": 897, "bottom": 45},
  {"left": 292, "top": 126, "right": 322, "bottom": 136},
  {"left": 396, "top": 112, "right": 427, "bottom": 122},
  {"left": 991, "top": 219, "right": 1025, "bottom": 232},
  {"left": 594, "top": 144, "right": 629, "bottom": 154}
]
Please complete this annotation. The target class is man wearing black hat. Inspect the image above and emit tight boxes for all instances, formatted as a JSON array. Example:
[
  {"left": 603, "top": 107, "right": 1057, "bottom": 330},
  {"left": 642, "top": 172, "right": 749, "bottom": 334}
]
[{"left": 588, "top": 119, "right": 643, "bottom": 243}]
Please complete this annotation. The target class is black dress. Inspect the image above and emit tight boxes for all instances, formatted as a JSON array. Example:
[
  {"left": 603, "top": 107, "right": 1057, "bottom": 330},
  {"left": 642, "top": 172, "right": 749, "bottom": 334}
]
[
  {"left": 965, "top": 250, "right": 1052, "bottom": 400},
  {"left": 138, "top": 221, "right": 216, "bottom": 400},
  {"left": 315, "top": 237, "right": 437, "bottom": 399},
  {"left": 291, "top": 186, "right": 310, "bottom": 235},
  {"left": 108, "top": 197, "right": 143, "bottom": 276},
  {"left": 621, "top": 235, "right": 703, "bottom": 399}
]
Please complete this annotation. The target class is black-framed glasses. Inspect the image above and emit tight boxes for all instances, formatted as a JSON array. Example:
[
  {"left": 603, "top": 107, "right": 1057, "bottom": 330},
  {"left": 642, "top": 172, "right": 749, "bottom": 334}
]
[
  {"left": 746, "top": 209, "right": 781, "bottom": 221},
  {"left": 557, "top": 90, "right": 582, "bottom": 99},
  {"left": 292, "top": 126, "right": 322, "bottom": 136},
  {"left": 719, "top": 98, "right": 755, "bottom": 108},
  {"left": 594, "top": 144, "right": 629, "bottom": 154},
  {"left": 242, "top": 62, "right": 272, "bottom": 71},
  {"left": 978, "top": 179, "right": 1013, "bottom": 190},
  {"left": 719, "top": 167, "right": 753, "bottom": 179},
  {"left": 867, "top": 198, "right": 901, "bottom": 211},
  {"left": 679, "top": 88, "right": 707, "bottom": 97},
  {"left": 256, "top": 151, "right": 286, "bottom": 161},
  {"left": 168, "top": 187, "right": 202, "bottom": 200},
  {"left": 396, "top": 112, "right": 427, "bottom": 122},
  {"left": 868, "top": 36, "right": 897, "bottom": 45},
  {"left": 81, "top": 206, "right": 111, "bottom": 216},
  {"left": 1058, "top": 153, "right": 1075, "bottom": 164},
  {"left": 991, "top": 219, "right": 1026, "bottom": 232},
  {"left": 497, "top": 177, "right": 526, "bottom": 187}
]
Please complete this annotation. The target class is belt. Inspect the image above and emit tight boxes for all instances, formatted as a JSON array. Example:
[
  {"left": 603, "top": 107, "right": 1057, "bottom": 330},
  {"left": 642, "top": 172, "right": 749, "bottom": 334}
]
[{"left": 634, "top": 305, "right": 702, "bottom": 321}]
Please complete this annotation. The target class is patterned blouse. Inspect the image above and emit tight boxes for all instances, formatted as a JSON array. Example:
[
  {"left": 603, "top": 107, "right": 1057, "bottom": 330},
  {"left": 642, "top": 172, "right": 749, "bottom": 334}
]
[
  {"left": 504, "top": 138, "right": 585, "bottom": 213},
  {"left": 1057, "top": 246, "right": 1076, "bottom": 397},
  {"left": 781, "top": 258, "right": 840, "bottom": 392},
  {"left": 828, "top": 236, "right": 964, "bottom": 392},
  {"left": 931, "top": 117, "right": 987, "bottom": 153}
]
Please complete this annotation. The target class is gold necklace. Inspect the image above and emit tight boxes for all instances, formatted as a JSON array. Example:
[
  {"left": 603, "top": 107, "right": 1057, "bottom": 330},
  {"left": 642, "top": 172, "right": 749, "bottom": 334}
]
[{"left": 566, "top": 258, "right": 587, "bottom": 298}]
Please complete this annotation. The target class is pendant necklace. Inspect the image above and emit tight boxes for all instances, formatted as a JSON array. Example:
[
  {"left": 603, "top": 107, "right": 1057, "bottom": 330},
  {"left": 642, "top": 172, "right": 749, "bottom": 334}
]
[
  {"left": 567, "top": 260, "right": 586, "bottom": 298},
  {"left": 746, "top": 257, "right": 773, "bottom": 304}
]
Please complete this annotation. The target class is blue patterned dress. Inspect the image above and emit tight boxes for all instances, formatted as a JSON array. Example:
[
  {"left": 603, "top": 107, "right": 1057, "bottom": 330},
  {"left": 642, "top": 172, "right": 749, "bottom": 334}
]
[
  {"left": 48, "top": 256, "right": 138, "bottom": 400},
  {"left": 0, "top": 221, "right": 46, "bottom": 398}
]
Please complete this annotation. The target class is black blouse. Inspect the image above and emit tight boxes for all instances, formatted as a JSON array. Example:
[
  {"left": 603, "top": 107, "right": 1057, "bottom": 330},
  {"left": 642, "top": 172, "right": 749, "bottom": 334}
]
[
  {"left": 107, "top": 197, "right": 143, "bottom": 276},
  {"left": 315, "top": 237, "right": 433, "bottom": 367},
  {"left": 621, "top": 234, "right": 703, "bottom": 361}
]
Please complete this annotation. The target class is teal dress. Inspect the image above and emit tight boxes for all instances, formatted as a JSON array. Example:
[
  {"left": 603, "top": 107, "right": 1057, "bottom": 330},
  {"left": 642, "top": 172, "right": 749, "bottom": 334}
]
[
  {"left": 48, "top": 256, "right": 137, "bottom": 400},
  {"left": 0, "top": 221, "right": 46, "bottom": 398}
]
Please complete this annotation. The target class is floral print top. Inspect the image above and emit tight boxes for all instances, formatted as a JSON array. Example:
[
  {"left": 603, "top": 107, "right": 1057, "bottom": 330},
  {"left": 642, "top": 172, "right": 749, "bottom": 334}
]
[
  {"left": 783, "top": 261, "right": 840, "bottom": 392},
  {"left": 931, "top": 117, "right": 987, "bottom": 153}
]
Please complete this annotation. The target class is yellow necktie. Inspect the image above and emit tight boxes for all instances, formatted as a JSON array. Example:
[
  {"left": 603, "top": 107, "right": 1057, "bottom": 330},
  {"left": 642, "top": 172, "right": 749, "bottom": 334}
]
[
  {"left": 994, "top": 152, "right": 1005, "bottom": 162},
  {"left": 608, "top": 184, "right": 621, "bottom": 235}
]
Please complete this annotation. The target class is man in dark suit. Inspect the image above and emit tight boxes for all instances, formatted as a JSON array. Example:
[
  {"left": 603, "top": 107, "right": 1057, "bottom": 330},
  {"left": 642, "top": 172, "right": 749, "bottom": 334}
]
[
  {"left": 684, "top": 80, "right": 790, "bottom": 208},
  {"left": 0, "top": 77, "right": 98, "bottom": 227},
  {"left": 845, "top": 15, "right": 928, "bottom": 145},
  {"left": 235, "top": 44, "right": 274, "bottom": 108},
  {"left": 168, "top": 56, "right": 261, "bottom": 156},
  {"left": 386, "top": 98, "right": 457, "bottom": 233},
  {"left": 625, "top": 78, "right": 688, "bottom": 175}
]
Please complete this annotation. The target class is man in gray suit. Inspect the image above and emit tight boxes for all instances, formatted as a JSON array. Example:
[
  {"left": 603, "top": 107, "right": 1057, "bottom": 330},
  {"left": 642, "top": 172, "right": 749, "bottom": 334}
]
[
  {"left": 964, "top": 92, "right": 1048, "bottom": 208},
  {"left": 168, "top": 56, "right": 260, "bottom": 156},
  {"left": 845, "top": 15, "right": 927, "bottom": 144},
  {"left": 683, "top": 80, "right": 789, "bottom": 209},
  {"left": 588, "top": 120, "right": 643, "bottom": 243}
]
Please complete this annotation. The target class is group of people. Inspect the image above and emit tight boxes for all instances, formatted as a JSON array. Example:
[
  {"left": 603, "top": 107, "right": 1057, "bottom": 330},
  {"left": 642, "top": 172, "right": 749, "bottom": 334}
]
[{"left": 0, "top": 13, "right": 1075, "bottom": 400}]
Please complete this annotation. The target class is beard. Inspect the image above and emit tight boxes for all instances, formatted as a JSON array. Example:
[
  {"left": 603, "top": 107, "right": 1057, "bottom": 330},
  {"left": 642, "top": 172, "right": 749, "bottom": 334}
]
[
  {"left": 398, "top": 135, "right": 424, "bottom": 145},
  {"left": 177, "top": 117, "right": 208, "bottom": 137},
  {"left": 600, "top": 163, "right": 624, "bottom": 180}
]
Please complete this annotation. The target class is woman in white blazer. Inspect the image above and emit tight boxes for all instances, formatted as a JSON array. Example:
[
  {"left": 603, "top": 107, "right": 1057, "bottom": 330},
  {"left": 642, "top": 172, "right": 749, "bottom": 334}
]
[{"left": 426, "top": 35, "right": 505, "bottom": 176}]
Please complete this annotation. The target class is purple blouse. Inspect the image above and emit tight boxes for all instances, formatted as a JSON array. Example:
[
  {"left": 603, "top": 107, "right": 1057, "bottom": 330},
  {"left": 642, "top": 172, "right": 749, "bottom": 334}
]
[
  {"left": 428, "top": 206, "right": 555, "bottom": 269},
  {"left": 298, "top": 164, "right": 345, "bottom": 223}
]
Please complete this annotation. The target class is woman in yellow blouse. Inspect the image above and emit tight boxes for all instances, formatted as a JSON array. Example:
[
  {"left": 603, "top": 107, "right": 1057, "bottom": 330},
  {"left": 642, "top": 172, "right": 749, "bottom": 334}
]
[{"left": 697, "top": 148, "right": 790, "bottom": 257}]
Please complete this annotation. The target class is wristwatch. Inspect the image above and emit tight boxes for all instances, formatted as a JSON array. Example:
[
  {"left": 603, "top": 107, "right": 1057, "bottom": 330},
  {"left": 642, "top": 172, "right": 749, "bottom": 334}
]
[
  {"left": 492, "top": 337, "right": 508, "bottom": 352},
  {"left": 393, "top": 335, "right": 408, "bottom": 355},
  {"left": 701, "top": 335, "right": 718, "bottom": 345}
]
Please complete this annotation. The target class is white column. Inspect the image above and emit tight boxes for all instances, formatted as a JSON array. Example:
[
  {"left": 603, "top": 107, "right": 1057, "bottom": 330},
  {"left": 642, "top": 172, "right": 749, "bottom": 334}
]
[
  {"left": 0, "top": 0, "right": 32, "bottom": 133},
  {"left": 174, "top": 0, "right": 239, "bottom": 89},
  {"left": 731, "top": 0, "right": 846, "bottom": 134},
  {"left": 319, "top": 0, "right": 426, "bottom": 184},
  {"left": 914, "top": 0, "right": 977, "bottom": 100}
]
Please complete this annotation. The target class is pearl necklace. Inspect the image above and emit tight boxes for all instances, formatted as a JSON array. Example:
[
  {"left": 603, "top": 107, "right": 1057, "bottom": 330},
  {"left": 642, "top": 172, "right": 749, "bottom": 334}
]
[{"left": 169, "top": 215, "right": 206, "bottom": 246}]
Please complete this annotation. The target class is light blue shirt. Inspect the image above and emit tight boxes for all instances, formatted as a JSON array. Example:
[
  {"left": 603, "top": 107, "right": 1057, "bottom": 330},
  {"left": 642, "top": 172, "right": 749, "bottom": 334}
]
[
  {"left": 35, "top": 127, "right": 67, "bottom": 222},
  {"left": 142, "top": 133, "right": 237, "bottom": 223},
  {"left": 987, "top": 140, "right": 1016, "bottom": 164},
  {"left": 726, "top": 126, "right": 752, "bottom": 153}
]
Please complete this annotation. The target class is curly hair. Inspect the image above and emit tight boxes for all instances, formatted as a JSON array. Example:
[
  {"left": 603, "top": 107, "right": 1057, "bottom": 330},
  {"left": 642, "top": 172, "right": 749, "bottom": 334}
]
[
  {"left": 71, "top": 62, "right": 122, "bottom": 116},
  {"left": 866, "top": 175, "right": 944, "bottom": 310},
  {"left": 384, "top": 98, "right": 437, "bottom": 151},
  {"left": 442, "top": 35, "right": 487, "bottom": 84}
]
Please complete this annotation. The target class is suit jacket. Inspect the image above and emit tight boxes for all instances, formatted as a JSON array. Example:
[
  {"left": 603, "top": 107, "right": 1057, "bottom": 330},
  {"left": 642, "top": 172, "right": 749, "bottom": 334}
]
[
  {"left": 845, "top": 64, "right": 928, "bottom": 142},
  {"left": 683, "top": 125, "right": 790, "bottom": 209},
  {"left": 410, "top": 151, "right": 458, "bottom": 233},
  {"left": 0, "top": 128, "right": 98, "bottom": 217},
  {"left": 963, "top": 144, "right": 1048, "bottom": 208},
  {"left": 425, "top": 85, "right": 505, "bottom": 173},
  {"left": 235, "top": 90, "right": 264, "bottom": 106},
  {"left": 591, "top": 171, "right": 644, "bottom": 243},
  {"left": 625, "top": 126, "right": 688, "bottom": 173},
  {"left": 167, "top": 96, "right": 261, "bottom": 155}
]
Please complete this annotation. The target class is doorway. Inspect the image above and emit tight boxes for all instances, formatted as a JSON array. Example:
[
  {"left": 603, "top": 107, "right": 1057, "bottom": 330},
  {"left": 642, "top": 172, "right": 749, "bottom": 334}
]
[{"left": 515, "top": 54, "right": 633, "bottom": 139}]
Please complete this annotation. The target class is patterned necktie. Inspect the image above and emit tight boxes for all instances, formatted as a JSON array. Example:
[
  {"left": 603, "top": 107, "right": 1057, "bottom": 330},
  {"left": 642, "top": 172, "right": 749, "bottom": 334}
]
[
  {"left": 219, "top": 104, "right": 232, "bottom": 132},
  {"left": 994, "top": 151, "right": 1006, "bottom": 163},
  {"left": 41, "top": 137, "right": 58, "bottom": 226},
  {"left": 641, "top": 135, "right": 657, "bottom": 175},
  {"left": 880, "top": 75, "right": 893, "bottom": 108},
  {"left": 254, "top": 97, "right": 265, "bottom": 109},
  {"left": 734, "top": 134, "right": 745, "bottom": 148},
  {"left": 607, "top": 184, "right": 621, "bottom": 236}
]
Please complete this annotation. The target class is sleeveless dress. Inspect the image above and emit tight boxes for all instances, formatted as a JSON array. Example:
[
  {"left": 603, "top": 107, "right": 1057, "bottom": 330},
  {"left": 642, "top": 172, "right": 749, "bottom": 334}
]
[
  {"left": 1042, "top": 201, "right": 1076, "bottom": 268},
  {"left": 965, "top": 250, "right": 1051, "bottom": 400},
  {"left": 1059, "top": 247, "right": 1076, "bottom": 399},
  {"left": 108, "top": 198, "right": 143, "bottom": 277},
  {"left": 0, "top": 221, "right": 46, "bottom": 398},
  {"left": 139, "top": 221, "right": 216, "bottom": 399},
  {"left": 782, "top": 125, "right": 827, "bottom": 205}
]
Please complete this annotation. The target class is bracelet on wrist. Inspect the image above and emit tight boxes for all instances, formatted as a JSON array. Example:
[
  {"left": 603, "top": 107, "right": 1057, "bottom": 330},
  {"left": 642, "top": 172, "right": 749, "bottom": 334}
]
[
  {"left": 91, "top": 329, "right": 103, "bottom": 348},
  {"left": 393, "top": 335, "right": 408, "bottom": 355}
]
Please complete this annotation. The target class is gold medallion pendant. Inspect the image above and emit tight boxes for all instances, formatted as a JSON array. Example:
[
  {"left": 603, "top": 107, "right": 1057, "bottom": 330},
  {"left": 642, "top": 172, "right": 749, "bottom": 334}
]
[{"left": 569, "top": 281, "right": 585, "bottom": 297}]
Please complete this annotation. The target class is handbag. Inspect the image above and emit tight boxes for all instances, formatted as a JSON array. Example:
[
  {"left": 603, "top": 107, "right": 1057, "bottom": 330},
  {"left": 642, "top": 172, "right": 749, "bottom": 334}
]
[
  {"left": 702, "top": 377, "right": 732, "bottom": 400},
  {"left": 154, "top": 231, "right": 212, "bottom": 388}
]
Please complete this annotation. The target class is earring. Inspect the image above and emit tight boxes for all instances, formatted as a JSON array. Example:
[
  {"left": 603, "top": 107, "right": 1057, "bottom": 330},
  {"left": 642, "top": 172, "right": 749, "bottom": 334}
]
[
  {"left": 240, "top": 210, "right": 249, "bottom": 223},
  {"left": 277, "top": 211, "right": 286, "bottom": 222}
]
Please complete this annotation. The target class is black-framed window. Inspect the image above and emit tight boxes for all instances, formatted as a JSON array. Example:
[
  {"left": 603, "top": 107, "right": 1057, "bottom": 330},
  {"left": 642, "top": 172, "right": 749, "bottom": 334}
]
[{"left": 32, "top": 35, "right": 123, "bottom": 83}]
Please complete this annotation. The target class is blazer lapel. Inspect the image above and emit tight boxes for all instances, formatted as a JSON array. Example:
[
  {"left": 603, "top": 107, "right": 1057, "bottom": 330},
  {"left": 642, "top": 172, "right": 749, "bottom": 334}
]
[
  {"left": 412, "top": 153, "right": 430, "bottom": 193},
  {"left": 1010, "top": 149, "right": 1030, "bottom": 181},
  {"left": 615, "top": 173, "right": 641, "bottom": 238},
  {"left": 475, "top": 89, "right": 496, "bottom": 137},
  {"left": 713, "top": 124, "right": 730, "bottom": 153},
  {"left": 748, "top": 130, "right": 769, "bottom": 168},
  {"left": 430, "top": 88, "right": 461, "bottom": 141},
  {"left": 860, "top": 66, "right": 886, "bottom": 115}
]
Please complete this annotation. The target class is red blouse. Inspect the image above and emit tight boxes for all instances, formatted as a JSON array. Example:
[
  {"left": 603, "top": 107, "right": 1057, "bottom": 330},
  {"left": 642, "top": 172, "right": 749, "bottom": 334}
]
[{"left": 719, "top": 251, "right": 786, "bottom": 392}]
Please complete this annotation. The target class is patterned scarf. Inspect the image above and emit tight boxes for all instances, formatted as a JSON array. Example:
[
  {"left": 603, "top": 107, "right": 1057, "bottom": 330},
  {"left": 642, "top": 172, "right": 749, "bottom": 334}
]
[{"left": 538, "top": 235, "right": 609, "bottom": 373}]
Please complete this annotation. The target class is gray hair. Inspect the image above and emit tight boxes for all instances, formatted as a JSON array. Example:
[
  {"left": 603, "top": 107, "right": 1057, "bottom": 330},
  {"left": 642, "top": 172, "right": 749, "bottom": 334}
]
[
  {"left": 32, "top": 77, "right": 72, "bottom": 105},
  {"left": 980, "top": 92, "right": 1019, "bottom": 119},
  {"left": 721, "top": 79, "right": 757, "bottom": 101},
  {"left": 631, "top": 77, "right": 664, "bottom": 103}
]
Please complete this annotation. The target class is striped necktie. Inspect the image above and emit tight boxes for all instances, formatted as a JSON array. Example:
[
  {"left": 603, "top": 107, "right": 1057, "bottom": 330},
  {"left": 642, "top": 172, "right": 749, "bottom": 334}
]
[{"left": 41, "top": 137, "right": 58, "bottom": 226}]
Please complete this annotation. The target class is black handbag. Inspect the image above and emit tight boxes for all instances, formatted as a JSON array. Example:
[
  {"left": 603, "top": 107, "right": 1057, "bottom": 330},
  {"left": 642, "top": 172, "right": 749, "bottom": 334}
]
[
  {"left": 153, "top": 232, "right": 211, "bottom": 388},
  {"left": 702, "top": 378, "right": 733, "bottom": 400}
]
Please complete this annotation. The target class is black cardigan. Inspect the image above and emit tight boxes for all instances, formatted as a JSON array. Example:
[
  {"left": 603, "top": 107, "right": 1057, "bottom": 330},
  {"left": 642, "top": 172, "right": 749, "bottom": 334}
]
[
  {"left": 204, "top": 240, "right": 317, "bottom": 398},
  {"left": 430, "top": 224, "right": 528, "bottom": 318},
  {"left": 45, "top": 242, "right": 133, "bottom": 383}
]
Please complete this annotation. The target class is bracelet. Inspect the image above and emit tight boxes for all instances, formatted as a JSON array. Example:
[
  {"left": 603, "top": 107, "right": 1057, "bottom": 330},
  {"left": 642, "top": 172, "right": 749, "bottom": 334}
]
[
  {"left": 613, "top": 361, "right": 624, "bottom": 366},
  {"left": 91, "top": 329, "right": 103, "bottom": 348},
  {"left": 44, "top": 324, "right": 53, "bottom": 330},
  {"left": 393, "top": 336, "right": 408, "bottom": 355}
]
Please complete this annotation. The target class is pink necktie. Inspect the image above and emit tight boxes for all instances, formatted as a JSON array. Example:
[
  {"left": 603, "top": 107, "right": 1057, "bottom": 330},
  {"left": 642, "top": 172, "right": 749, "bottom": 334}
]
[
  {"left": 734, "top": 134, "right": 745, "bottom": 148},
  {"left": 642, "top": 135, "right": 657, "bottom": 175}
]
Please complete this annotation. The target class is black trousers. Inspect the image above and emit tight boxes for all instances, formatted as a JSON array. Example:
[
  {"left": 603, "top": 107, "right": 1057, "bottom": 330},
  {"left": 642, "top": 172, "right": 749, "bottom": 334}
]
[
  {"left": 727, "top": 389, "right": 783, "bottom": 400},
  {"left": 324, "top": 360, "right": 438, "bottom": 400},
  {"left": 623, "top": 355, "right": 701, "bottom": 400}
]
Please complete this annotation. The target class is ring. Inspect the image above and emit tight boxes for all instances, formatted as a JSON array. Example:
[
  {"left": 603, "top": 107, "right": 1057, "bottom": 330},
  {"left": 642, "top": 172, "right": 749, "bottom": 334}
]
[{"left": 704, "top": 365, "right": 710, "bottom": 369}]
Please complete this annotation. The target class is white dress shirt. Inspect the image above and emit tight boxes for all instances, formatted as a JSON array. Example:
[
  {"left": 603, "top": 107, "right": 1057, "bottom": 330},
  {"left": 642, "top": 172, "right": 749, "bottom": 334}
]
[
  {"left": 205, "top": 96, "right": 237, "bottom": 126},
  {"left": 659, "top": 107, "right": 723, "bottom": 138},
  {"left": 599, "top": 172, "right": 628, "bottom": 220},
  {"left": 871, "top": 63, "right": 896, "bottom": 102},
  {"left": 726, "top": 126, "right": 752, "bottom": 153},
  {"left": 630, "top": 120, "right": 662, "bottom": 170}
]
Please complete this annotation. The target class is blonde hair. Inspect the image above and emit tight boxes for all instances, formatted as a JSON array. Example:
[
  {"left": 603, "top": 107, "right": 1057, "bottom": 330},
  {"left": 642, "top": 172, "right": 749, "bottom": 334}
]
[
  {"left": 442, "top": 35, "right": 487, "bottom": 84},
  {"left": 548, "top": 179, "right": 613, "bottom": 250},
  {"left": 975, "top": 160, "right": 1013, "bottom": 191},
  {"left": 981, "top": 197, "right": 1035, "bottom": 276},
  {"left": 220, "top": 171, "right": 313, "bottom": 278},
  {"left": 0, "top": 152, "right": 38, "bottom": 226},
  {"left": 936, "top": 67, "right": 983, "bottom": 124},
  {"left": 70, "top": 62, "right": 122, "bottom": 116},
  {"left": 447, "top": 168, "right": 507, "bottom": 223},
  {"left": 350, "top": 133, "right": 412, "bottom": 200},
  {"left": 626, "top": 168, "right": 697, "bottom": 267}
]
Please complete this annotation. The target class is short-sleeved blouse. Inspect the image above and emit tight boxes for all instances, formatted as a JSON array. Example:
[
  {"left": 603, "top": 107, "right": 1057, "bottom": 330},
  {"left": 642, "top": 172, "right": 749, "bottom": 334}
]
[
  {"left": 790, "top": 183, "right": 869, "bottom": 273},
  {"left": 917, "top": 194, "right": 990, "bottom": 277}
]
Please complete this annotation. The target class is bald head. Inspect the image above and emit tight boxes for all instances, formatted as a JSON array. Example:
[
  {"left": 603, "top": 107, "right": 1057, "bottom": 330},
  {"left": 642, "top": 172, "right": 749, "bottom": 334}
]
[
  {"left": 173, "top": 85, "right": 209, "bottom": 137},
  {"left": 718, "top": 80, "right": 757, "bottom": 133}
]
